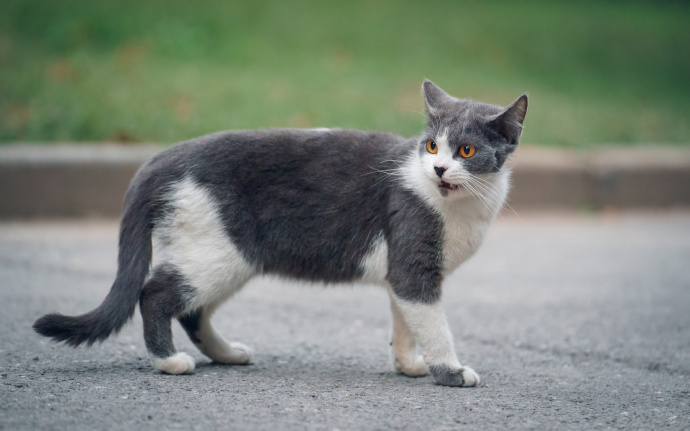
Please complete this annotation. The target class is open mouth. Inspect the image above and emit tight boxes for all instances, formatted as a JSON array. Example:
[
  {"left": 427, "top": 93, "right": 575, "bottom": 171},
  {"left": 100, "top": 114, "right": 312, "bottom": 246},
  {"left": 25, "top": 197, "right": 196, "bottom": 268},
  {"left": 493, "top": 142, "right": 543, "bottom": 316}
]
[{"left": 439, "top": 180, "right": 462, "bottom": 191}]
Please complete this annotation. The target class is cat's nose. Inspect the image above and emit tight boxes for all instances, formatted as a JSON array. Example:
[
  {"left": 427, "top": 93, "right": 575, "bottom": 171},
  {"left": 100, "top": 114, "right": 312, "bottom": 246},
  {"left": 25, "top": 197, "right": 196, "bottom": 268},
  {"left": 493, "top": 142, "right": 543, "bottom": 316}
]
[{"left": 434, "top": 166, "right": 447, "bottom": 178}]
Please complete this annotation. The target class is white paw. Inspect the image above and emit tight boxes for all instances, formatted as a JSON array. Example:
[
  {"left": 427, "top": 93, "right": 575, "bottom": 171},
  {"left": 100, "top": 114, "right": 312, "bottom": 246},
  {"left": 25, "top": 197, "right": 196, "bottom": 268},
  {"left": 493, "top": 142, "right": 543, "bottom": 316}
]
[
  {"left": 461, "top": 366, "right": 480, "bottom": 387},
  {"left": 205, "top": 342, "right": 253, "bottom": 365},
  {"left": 151, "top": 352, "right": 196, "bottom": 375},
  {"left": 394, "top": 355, "right": 429, "bottom": 377}
]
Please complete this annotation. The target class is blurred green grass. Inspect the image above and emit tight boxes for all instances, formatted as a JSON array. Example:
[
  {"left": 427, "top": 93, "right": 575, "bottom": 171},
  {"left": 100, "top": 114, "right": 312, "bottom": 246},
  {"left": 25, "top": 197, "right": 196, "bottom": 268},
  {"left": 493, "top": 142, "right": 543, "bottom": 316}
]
[{"left": 1, "top": 0, "right": 689, "bottom": 146}]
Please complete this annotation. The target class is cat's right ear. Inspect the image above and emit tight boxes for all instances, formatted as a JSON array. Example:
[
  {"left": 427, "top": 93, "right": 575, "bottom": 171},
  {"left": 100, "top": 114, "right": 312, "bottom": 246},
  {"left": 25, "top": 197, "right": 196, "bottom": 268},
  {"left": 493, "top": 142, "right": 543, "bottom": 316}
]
[{"left": 422, "top": 79, "right": 453, "bottom": 116}]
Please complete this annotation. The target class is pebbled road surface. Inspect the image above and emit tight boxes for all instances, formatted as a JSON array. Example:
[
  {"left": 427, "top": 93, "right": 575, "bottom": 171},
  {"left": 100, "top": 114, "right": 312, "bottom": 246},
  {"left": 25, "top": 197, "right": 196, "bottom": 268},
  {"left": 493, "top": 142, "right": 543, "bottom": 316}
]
[{"left": 1, "top": 212, "right": 689, "bottom": 430}]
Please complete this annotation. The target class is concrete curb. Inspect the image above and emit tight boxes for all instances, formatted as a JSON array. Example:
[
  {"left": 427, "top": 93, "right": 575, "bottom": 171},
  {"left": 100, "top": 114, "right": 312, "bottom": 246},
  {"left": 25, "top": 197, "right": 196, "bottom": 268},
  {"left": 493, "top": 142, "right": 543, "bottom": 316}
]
[
  {"left": 508, "top": 146, "right": 690, "bottom": 210},
  {"left": 1, "top": 144, "right": 689, "bottom": 219}
]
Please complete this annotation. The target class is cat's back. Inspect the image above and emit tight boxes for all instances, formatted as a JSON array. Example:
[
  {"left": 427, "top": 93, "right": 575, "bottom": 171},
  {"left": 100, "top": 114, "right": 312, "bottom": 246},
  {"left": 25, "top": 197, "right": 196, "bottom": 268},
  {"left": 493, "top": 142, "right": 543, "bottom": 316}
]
[
  {"left": 185, "top": 128, "right": 404, "bottom": 174},
  {"left": 143, "top": 128, "right": 405, "bottom": 184}
]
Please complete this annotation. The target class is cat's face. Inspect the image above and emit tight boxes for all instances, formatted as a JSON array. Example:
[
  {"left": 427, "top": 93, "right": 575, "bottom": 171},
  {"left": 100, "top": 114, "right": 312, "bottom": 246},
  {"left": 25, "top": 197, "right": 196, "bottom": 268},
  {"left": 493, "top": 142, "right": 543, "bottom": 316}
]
[{"left": 416, "top": 80, "right": 528, "bottom": 200}]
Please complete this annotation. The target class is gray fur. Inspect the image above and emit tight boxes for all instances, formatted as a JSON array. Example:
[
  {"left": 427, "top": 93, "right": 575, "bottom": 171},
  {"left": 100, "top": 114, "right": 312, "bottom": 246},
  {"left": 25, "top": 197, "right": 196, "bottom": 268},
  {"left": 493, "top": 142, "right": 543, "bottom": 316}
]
[
  {"left": 428, "top": 364, "right": 473, "bottom": 387},
  {"left": 33, "top": 80, "right": 528, "bottom": 382},
  {"left": 140, "top": 264, "right": 193, "bottom": 359},
  {"left": 178, "top": 308, "right": 203, "bottom": 345},
  {"left": 386, "top": 188, "right": 444, "bottom": 304}
]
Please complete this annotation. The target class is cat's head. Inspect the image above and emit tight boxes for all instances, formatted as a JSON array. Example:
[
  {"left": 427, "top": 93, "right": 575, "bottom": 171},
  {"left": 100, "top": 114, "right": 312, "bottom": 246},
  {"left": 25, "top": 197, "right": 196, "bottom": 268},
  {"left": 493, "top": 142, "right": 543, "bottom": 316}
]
[{"left": 413, "top": 79, "right": 528, "bottom": 200}]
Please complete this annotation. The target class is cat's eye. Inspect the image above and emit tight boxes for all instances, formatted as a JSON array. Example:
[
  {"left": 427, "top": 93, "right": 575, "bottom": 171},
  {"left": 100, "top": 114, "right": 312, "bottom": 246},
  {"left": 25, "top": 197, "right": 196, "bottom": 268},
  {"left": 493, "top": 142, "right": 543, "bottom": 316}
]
[
  {"left": 459, "top": 145, "right": 476, "bottom": 158},
  {"left": 426, "top": 139, "right": 438, "bottom": 154}
]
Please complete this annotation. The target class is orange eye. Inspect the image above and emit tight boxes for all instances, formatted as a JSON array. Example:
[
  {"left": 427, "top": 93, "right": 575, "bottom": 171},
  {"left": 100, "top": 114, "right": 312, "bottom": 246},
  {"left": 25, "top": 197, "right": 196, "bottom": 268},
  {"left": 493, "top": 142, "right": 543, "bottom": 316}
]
[
  {"left": 426, "top": 139, "right": 438, "bottom": 154},
  {"left": 459, "top": 145, "right": 476, "bottom": 158}
]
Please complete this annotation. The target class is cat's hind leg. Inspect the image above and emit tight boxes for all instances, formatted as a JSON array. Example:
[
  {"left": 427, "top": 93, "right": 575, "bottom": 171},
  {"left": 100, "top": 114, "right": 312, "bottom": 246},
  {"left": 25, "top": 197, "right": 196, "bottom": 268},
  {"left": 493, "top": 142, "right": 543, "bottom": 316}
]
[
  {"left": 389, "top": 289, "right": 429, "bottom": 377},
  {"left": 153, "top": 175, "right": 255, "bottom": 366},
  {"left": 140, "top": 265, "right": 195, "bottom": 375},
  {"left": 178, "top": 306, "right": 252, "bottom": 365}
]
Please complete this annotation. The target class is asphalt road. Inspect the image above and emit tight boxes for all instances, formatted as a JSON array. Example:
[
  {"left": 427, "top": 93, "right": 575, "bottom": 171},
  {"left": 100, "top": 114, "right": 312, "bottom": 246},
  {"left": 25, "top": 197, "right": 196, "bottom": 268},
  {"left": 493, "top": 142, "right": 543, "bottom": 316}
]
[{"left": 1, "top": 212, "right": 689, "bottom": 430}]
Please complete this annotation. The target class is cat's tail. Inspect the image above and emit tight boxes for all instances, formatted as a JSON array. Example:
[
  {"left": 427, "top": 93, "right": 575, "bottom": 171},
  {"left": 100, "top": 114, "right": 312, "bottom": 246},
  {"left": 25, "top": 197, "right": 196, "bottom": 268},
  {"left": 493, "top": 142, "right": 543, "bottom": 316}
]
[{"left": 33, "top": 180, "right": 154, "bottom": 346}]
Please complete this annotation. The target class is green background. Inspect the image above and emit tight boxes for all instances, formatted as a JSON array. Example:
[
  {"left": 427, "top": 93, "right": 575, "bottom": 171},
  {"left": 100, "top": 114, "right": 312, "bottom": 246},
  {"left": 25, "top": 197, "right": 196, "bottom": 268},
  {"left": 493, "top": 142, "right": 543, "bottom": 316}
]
[{"left": 1, "top": 0, "right": 689, "bottom": 146}]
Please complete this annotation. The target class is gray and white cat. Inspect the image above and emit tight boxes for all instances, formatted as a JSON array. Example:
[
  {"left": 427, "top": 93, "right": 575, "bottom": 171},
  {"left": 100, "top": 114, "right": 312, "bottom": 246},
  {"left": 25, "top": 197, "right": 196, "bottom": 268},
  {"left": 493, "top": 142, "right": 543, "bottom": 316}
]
[{"left": 34, "top": 80, "right": 527, "bottom": 387}]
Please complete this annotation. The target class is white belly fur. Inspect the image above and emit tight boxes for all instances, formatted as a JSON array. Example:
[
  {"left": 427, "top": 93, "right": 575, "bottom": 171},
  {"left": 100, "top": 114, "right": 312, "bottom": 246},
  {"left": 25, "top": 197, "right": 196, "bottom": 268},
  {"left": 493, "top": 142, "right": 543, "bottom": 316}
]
[{"left": 151, "top": 177, "right": 256, "bottom": 311}]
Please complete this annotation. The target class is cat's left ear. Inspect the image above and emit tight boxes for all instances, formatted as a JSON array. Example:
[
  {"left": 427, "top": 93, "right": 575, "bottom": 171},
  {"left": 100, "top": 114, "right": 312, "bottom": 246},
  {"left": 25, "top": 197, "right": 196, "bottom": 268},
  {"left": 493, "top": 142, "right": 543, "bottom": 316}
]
[
  {"left": 489, "top": 94, "right": 528, "bottom": 146},
  {"left": 422, "top": 79, "right": 454, "bottom": 116}
]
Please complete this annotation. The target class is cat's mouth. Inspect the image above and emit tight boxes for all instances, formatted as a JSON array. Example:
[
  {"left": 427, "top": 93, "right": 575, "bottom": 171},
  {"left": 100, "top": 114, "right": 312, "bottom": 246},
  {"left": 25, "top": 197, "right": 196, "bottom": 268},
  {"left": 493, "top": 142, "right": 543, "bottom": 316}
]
[{"left": 439, "top": 180, "right": 462, "bottom": 191}]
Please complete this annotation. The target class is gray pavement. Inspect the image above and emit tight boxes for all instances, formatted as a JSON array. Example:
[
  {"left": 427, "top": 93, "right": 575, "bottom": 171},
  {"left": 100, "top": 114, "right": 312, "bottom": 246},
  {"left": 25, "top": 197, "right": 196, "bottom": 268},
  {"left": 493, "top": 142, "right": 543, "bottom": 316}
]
[{"left": 1, "top": 212, "right": 689, "bottom": 430}]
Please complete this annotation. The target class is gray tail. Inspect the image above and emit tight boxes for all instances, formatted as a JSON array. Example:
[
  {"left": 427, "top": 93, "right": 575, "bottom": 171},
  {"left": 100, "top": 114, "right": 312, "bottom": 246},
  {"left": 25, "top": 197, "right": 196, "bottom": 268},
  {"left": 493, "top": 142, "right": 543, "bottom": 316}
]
[{"left": 33, "top": 187, "right": 153, "bottom": 347}]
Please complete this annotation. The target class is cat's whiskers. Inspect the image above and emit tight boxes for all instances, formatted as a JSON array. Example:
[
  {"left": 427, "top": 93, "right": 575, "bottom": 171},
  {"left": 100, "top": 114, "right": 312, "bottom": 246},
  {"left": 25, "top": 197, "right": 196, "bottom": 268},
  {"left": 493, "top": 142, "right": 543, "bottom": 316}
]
[
  {"left": 362, "top": 164, "right": 408, "bottom": 191},
  {"left": 362, "top": 169, "right": 398, "bottom": 176},
  {"left": 442, "top": 172, "right": 491, "bottom": 211},
  {"left": 379, "top": 159, "right": 405, "bottom": 167},
  {"left": 470, "top": 174, "right": 521, "bottom": 218},
  {"left": 362, "top": 168, "right": 400, "bottom": 178},
  {"left": 470, "top": 174, "right": 503, "bottom": 192},
  {"left": 468, "top": 180, "right": 502, "bottom": 213},
  {"left": 364, "top": 166, "right": 405, "bottom": 178},
  {"left": 466, "top": 175, "right": 520, "bottom": 218},
  {"left": 363, "top": 159, "right": 405, "bottom": 177},
  {"left": 460, "top": 180, "right": 495, "bottom": 214}
]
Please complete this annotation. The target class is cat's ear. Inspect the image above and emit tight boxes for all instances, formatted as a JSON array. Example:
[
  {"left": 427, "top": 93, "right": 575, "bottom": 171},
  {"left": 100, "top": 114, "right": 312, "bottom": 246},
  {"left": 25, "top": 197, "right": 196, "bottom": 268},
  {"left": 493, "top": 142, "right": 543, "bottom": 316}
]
[
  {"left": 488, "top": 94, "right": 528, "bottom": 145},
  {"left": 422, "top": 79, "right": 454, "bottom": 116}
]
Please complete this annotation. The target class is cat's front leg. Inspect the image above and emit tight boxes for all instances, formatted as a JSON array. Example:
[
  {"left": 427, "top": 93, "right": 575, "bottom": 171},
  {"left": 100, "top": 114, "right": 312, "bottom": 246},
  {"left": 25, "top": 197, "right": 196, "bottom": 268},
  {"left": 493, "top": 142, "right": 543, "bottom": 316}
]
[
  {"left": 390, "top": 294, "right": 479, "bottom": 387},
  {"left": 389, "top": 291, "right": 428, "bottom": 377}
]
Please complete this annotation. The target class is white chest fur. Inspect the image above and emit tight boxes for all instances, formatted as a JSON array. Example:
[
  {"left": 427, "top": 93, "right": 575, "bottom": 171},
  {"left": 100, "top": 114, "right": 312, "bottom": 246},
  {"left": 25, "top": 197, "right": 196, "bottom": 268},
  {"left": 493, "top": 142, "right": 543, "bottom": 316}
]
[
  {"left": 359, "top": 169, "right": 510, "bottom": 284},
  {"left": 437, "top": 170, "right": 509, "bottom": 274},
  {"left": 438, "top": 199, "right": 494, "bottom": 274}
]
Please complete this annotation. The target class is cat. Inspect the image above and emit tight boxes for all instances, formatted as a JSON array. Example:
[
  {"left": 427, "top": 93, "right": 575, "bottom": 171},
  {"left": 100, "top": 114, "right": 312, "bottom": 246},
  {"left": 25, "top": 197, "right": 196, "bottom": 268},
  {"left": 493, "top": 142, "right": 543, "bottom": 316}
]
[{"left": 33, "top": 80, "right": 527, "bottom": 387}]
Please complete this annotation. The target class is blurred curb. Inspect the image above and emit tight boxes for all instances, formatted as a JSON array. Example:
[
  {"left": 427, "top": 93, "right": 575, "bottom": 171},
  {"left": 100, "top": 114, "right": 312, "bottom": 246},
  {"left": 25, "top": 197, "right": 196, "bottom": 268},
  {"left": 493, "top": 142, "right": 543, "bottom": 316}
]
[
  {"left": 0, "top": 144, "right": 162, "bottom": 219},
  {"left": 508, "top": 146, "right": 690, "bottom": 211},
  {"left": 1, "top": 144, "right": 689, "bottom": 219}
]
